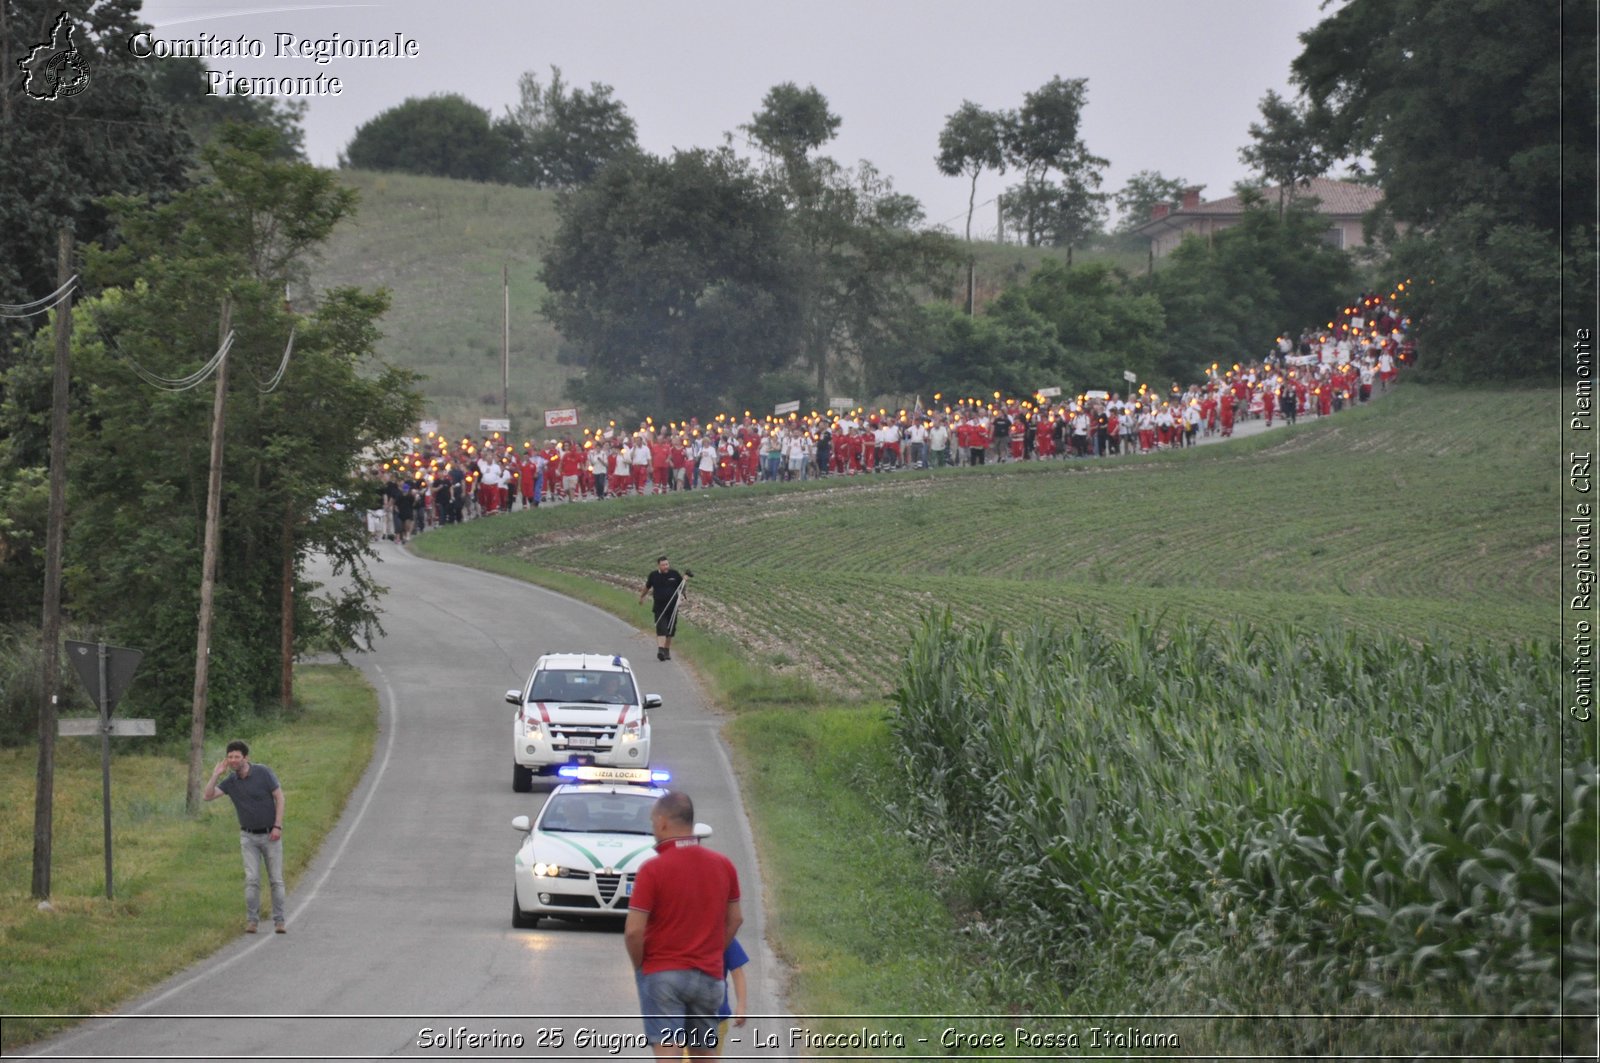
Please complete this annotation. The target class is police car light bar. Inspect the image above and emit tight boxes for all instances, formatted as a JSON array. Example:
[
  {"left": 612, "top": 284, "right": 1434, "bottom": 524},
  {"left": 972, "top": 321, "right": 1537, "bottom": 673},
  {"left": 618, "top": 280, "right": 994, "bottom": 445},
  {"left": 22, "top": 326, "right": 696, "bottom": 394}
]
[{"left": 557, "top": 765, "right": 670, "bottom": 784}]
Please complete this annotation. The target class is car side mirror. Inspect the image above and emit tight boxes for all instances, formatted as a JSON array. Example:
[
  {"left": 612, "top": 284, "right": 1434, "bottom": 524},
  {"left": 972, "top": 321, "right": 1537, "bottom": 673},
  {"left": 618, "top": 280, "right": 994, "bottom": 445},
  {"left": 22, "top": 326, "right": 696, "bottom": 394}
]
[
  {"left": 512, "top": 815, "right": 531, "bottom": 832},
  {"left": 644, "top": 694, "right": 662, "bottom": 710},
  {"left": 505, "top": 689, "right": 523, "bottom": 706},
  {"left": 693, "top": 822, "right": 712, "bottom": 839}
]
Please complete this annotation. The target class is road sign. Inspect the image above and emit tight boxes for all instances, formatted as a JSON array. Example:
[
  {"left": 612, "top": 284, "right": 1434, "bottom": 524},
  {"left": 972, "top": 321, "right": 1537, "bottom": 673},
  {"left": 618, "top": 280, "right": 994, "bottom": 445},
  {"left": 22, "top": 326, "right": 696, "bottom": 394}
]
[
  {"left": 58, "top": 718, "right": 155, "bottom": 737},
  {"left": 65, "top": 641, "right": 141, "bottom": 712}
]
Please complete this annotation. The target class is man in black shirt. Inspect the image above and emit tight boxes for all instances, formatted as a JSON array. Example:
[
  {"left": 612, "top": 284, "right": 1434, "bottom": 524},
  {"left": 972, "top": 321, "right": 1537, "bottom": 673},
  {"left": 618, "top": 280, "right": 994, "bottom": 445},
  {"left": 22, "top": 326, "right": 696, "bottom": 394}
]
[
  {"left": 638, "top": 556, "right": 687, "bottom": 661},
  {"left": 204, "top": 740, "right": 287, "bottom": 933}
]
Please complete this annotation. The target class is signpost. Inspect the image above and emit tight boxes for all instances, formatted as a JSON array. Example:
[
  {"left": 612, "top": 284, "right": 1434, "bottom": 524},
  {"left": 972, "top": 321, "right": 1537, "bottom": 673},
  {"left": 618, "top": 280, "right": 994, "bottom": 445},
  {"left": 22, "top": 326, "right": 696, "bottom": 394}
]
[
  {"left": 61, "top": 640, "right": 146, "bottom": 900},
  {"left": 1123, "top": 370, "right": 1138, "bottom": 383}
]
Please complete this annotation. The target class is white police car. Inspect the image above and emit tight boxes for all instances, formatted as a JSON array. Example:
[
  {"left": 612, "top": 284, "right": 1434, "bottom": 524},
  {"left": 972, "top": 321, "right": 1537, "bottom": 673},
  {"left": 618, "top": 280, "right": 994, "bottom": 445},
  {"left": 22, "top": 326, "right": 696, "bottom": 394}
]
[
  {"left": 507, "top": 653, "right": 659, "bottom": 792},
  {"left": 511, "top": 766, "right": 709, "bottom": 929}
]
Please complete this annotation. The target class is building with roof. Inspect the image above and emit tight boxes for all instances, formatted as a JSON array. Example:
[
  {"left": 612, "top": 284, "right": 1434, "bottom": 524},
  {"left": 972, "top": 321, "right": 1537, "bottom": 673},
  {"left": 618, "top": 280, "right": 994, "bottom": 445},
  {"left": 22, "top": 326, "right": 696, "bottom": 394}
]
[{"left": 1131, "top": 177, "right": 1386, "bottom": 259}]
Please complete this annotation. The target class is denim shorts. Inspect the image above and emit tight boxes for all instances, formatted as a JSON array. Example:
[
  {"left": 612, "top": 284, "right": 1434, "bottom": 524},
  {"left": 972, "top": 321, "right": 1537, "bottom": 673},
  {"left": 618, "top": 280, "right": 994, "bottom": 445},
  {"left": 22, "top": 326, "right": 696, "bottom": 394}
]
[{"left": 636, "top": 968, "right": 723, "bottom": 1050}]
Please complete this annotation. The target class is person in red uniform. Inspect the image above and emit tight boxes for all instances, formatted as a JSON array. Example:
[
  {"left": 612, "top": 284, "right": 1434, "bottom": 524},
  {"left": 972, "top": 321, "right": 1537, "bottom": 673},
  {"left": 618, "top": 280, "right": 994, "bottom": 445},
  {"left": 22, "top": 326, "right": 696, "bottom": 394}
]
[
  {"left": 650, "top": 435, "right": 672, "bottom": 494},
  {"left": 624, "top": 791, "right": 741, "bottom": 1060},
  {"left": 558, "top": 441, "right": 584, "bottom": 502}
]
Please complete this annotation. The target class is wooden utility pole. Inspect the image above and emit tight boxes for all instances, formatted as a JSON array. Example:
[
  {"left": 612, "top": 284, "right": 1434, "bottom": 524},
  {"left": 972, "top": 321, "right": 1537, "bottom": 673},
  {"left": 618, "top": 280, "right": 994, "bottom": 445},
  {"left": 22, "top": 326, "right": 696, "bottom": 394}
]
[
  {"left": 280, "top": 498, "right": 294, "bottom": 712},
  {"left": 186, "top": 296, "right": 231, "bottom": 814},
  {"left": 502, "top": 263, "right": 510, "bottom": 421},
  {"left": 33, "top": 227, "right": 73, "bottom": 899}
]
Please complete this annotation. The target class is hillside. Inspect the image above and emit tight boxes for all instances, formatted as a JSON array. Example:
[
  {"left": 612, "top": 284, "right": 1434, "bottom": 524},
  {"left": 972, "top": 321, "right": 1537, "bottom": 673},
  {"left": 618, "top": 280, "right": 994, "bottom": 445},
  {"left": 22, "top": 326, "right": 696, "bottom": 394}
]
[
  {"left": 308, "top": 168, "right": 1142, "bottom": 432},
  {"left": 415, "top": 384, "right": 1559, "bottom": 698}
]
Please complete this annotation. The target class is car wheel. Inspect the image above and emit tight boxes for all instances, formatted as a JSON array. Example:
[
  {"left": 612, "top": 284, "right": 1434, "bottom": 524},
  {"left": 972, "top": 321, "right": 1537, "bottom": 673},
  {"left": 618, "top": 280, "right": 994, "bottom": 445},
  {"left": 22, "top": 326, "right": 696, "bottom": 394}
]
[
  {"left": 512, "top": 888, "right": 539, "bottom": 929},
  {"left": 512, "top": 761, "right": 533, "bottom": 793}
]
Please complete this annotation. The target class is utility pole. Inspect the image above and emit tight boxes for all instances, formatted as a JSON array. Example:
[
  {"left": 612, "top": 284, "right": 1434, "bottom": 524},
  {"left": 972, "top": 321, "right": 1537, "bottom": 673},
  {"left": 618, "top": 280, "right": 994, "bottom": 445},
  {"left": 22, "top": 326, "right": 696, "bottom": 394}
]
[
  {"left": 33, "top": 227, "right": 73, "bottom": 900},
  {"left": 186, "top": 296, "right": 231, "bottom": 814},
  {"left": 502, "top": 263, "right": 510, "bottom": 421}
]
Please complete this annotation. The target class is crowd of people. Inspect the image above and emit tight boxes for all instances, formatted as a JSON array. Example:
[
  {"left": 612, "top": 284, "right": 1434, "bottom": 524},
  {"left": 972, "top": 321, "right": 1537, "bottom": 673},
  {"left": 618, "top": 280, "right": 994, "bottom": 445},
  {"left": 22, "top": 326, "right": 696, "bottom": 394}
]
[{"left": 369, "top": 289, "right": 1413, "bottom": 542}]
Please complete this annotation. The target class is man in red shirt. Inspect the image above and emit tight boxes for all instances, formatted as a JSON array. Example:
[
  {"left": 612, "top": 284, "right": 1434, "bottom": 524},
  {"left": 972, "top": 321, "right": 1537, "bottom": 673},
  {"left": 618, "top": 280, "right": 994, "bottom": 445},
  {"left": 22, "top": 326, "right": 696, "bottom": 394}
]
[{"left": 625, "top": 791, "right": 742, "bottom": 1059}]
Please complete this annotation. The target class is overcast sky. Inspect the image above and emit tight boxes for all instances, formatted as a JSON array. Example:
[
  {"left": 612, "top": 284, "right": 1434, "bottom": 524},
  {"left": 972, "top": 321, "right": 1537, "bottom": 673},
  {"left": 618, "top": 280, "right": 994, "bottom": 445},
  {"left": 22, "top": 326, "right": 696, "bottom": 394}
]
[{"left": 136, "top": 0, "right": 1332, "bottom": 233}]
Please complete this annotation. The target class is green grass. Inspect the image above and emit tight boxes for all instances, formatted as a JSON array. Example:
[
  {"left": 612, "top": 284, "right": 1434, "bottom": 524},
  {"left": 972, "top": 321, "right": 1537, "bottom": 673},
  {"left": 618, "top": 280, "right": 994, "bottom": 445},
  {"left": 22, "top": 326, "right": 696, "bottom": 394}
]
[
  {"left": 404, "top": 382, "right": 1569, "bottom": 1032},
  {"left": 0, "top": 666, "right": 377, "bottom": 1050},
  {"left": 415, "top": 385, "right": 1558, "bottom": 699}
]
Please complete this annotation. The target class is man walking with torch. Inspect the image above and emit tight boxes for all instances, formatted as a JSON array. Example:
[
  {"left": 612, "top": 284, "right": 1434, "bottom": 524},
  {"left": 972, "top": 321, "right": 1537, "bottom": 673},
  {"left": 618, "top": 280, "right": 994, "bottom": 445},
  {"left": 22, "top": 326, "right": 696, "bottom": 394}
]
[{"left": 640, "top": 556, "right": 690, "bottom": 661}]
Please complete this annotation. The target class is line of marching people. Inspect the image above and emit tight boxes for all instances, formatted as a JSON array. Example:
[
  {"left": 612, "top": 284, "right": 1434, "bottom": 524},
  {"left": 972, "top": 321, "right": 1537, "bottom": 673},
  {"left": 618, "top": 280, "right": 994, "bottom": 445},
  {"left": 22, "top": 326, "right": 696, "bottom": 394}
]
[{"left": 369, "top": 290, "right": 1412, "bottom": 536}]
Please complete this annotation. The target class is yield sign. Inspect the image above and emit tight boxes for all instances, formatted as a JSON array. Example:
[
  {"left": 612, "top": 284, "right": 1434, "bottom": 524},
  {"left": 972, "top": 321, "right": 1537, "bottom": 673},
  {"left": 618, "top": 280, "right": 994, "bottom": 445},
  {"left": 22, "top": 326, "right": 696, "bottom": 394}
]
[{"left": 65, "top": 641, "right": 143, "bottom": 713}]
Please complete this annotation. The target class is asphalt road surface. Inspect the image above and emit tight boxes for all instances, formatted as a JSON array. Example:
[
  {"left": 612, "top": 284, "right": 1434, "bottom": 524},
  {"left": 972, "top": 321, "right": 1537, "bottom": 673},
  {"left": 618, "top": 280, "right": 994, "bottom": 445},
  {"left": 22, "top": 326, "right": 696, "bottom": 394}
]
[{"left": 25, "top": 544, "right": 789, "bottom": 1061}]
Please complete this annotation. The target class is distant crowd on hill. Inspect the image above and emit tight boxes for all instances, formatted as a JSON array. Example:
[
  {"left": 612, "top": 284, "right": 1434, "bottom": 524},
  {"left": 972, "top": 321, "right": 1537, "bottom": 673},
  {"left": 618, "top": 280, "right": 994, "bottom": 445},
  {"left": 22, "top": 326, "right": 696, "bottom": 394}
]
[{"left": 367, "top": 291, "right": 1413, "bottom": 543}]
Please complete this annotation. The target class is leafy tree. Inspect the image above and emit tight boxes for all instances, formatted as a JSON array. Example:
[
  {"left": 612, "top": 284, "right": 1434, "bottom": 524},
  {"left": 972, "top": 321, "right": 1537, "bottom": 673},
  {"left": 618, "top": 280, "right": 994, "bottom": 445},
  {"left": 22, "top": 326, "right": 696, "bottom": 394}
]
[
  {"left": 743, "top": 81, "right": 840, "bottom": 181},
  {"left": 935, "top": 101, "right": 1009, "bottom": 241},
  {"left": 0, "top": 1, "right": 191, "bottom": 318},
  {"left": 143, "top": 56, "right": 306, "bottom": 160},
  {"left": 540, "top": 147, "right": 802, "bottom": 419},
  {"left": 6, "top": 125, "right": 423, "bottom": 730},
  {"left": 1290, "top": 0, "right": 1593, "bottom": 379},
  {"left": 998, "top": 77, "right": 1109, "bottom": 247},
  {"left": 1141, "top": 195, "right": 1353, "bottom": 379},
  {"left": 1113, "top": 170, "right": 1195, "bottom": 234},
  {"left": 1007, "top": 260, "right": 1166, "bottom": 389},
  {"left": 342, "top": 93, "right": 510, "bottom": 182},
  {"left": 887, "top": 299, "right": 1068, "bottom": 401},
  {"left": 501, "top": 65, "right": 638, "bottom": 188},
  {"left": 1238, "top": 89, "right": 1331, "bottom": 215}
]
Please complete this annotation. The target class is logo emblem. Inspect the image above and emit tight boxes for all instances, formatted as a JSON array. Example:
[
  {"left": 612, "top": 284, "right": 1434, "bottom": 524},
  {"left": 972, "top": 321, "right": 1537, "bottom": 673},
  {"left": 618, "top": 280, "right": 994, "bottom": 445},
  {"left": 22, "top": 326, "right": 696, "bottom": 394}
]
[{"left": 19, "top": 12, "right": 91, "bottom": 101}]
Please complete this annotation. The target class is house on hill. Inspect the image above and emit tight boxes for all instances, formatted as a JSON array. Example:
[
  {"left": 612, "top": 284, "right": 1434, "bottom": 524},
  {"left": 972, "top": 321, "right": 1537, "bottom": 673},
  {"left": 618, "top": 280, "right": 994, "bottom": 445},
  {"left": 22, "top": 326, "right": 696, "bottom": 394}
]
[{"left": 1131, "top": 176, "right": 1385, "bottom": 258}]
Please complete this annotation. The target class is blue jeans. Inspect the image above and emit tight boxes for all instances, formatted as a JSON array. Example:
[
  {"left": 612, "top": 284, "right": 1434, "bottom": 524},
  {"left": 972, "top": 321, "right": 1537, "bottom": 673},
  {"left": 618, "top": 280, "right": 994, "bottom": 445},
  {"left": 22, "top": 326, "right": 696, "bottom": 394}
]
[
  {"left": 636, "top": 968, "right": 722, "bottom": 1050},
  {"left": 240, "top": 831, "right": 285, "bottom": 925}
]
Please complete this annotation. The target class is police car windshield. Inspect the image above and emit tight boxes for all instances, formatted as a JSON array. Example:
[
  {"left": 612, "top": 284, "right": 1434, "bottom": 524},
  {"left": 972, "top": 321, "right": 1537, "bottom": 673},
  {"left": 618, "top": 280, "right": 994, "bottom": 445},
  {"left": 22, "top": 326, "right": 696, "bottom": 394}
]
[
  {"left": 529, "top": 669, "right": 637, "bottom": 704},
  {"left": 538, "top": 792, "right": 656, "bottom": 835}
]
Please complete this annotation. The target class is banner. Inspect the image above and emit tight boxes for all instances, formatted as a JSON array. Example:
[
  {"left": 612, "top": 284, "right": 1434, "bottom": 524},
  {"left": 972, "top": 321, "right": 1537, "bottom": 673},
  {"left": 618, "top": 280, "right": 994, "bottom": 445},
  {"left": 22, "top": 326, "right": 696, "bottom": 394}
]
[
  {"left": 1285, "top": 354, "right": 1318, "bottom": 366},
  {"left": 1086, "top": 389, "right": 1110, "bottom": 400},
  {"left": 1123, "top": 370, "right": 1138, "bottom": 383},
  {"left": 418, "top": 419, "right": 439, "bottom": 437},
  {"left": 543, "top": 408, "right": 579, "bottom": 428},
  {"left": 1036, "top": 386, "right": 1062, "bottom": 398},
  {"left": 774, "top": 400, "right": 801, "bottom": 415},
  {"left": 479, "top": 418, "right": 510, "bottom": 435},
  {"left": 828, "top": 397, "right": 855, "bottom": 411}
]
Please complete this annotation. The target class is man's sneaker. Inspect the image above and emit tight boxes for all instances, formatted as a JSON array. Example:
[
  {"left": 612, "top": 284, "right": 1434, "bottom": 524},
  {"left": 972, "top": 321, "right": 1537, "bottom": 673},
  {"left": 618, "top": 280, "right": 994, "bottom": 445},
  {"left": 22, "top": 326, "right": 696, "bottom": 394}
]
[
  {"left": 656, "top": 648, "right": 666, "bottom": 661},
  {"left": 274, "top": 923, "right": 286, "bottom": 934},
  {"left": 663, "top": 649, "right": 671, "bottom": 661},
  {"left": 245, "top": 922, "right": 258, "bottom": 934}
]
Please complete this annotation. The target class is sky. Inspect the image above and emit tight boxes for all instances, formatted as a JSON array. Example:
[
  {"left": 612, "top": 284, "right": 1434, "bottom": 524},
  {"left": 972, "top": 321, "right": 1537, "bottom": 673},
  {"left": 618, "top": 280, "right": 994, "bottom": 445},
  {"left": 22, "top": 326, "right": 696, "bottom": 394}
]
[{"left": 135, "top": 0, "right": 1333, "bottom": 234}]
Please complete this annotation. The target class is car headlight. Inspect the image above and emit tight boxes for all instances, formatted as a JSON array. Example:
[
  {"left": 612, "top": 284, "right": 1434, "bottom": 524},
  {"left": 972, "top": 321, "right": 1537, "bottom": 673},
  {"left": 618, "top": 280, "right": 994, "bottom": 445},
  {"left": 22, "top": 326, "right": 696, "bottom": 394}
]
[
  {"left": 620, "top": 718, "right": 643, "bottom": 740},
  {"left": 531, "top": 862, "right": 580, "bottom": 878}
]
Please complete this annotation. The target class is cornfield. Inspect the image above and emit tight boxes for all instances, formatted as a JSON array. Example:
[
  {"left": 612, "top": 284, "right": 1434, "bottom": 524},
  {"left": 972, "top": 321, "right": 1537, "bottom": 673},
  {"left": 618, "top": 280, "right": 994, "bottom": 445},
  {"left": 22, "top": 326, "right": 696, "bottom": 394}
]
[{"left": 890, "top": 613, "right": 1595, "bottom": 1056}]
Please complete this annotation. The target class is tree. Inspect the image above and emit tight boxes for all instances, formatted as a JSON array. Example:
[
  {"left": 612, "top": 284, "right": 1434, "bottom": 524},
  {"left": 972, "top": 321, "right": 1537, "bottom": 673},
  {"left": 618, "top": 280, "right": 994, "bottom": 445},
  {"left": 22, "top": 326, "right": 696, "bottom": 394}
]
[
  {"left": 999, "top": 76, "right": 1109, "bottom": 247},
  {"left": 1007, "top": 261, "right": 1166, "bottom": 389},
  {"left": 1141, "top": 195, "right": 1353, "bottom": 380},
  {"left": 143, "top": 56, "right": 306, "bottom": 160},
  {"left": 935, "top": 101, "right": 1009, "bottom": 242},
  {"left": 501, "top": 65, "right": 638, "bottom": 188},
  {"left": 1290, "top": 0, "right": 1593, "bottom": 378},
  {"left": 540, "top": 148, "right": 803, "bottom": 419},
  {"left": 9, "top": 124, "right": 423, "bottom": 732},
  {"left": 1237, "top": 90, "right": 1330, "bottom": 215},
  {"left": 0, "top": 1, "right": 191, "bottom": 319},
  {"left": 743, "top": 82, "right": 841, "bottom": 181},
  {"left": 1113, "top": 171, "right": 1195, "bottom": 234},
  {"left": 342, "top": 94, "right": 510, "bottom": 182}
]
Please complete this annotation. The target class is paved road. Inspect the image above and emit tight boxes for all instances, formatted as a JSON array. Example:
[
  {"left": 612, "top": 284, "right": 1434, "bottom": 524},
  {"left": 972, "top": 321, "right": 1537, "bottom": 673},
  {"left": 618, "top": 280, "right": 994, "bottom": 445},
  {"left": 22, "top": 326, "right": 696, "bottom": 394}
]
[{"left": 25, "top": 545, "right": 787, "bottom": 1061}]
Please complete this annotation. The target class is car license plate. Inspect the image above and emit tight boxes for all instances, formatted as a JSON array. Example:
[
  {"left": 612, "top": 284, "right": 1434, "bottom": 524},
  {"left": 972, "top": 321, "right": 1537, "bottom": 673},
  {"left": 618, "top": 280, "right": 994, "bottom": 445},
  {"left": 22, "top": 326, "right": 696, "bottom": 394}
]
[
  {"left": 564, "top": 736, "right": 597, "bottom": 748},
  {"left": 624, "top": 879, "right": 633, "bottom": 897}
]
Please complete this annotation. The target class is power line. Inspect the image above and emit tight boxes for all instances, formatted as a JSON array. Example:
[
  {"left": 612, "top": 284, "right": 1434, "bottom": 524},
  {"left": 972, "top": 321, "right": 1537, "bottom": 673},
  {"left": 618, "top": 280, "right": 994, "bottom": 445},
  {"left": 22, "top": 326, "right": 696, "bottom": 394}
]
[
  {"left": 0, "top": 275, "right": 79, "bottom": 317},
  {"left": 256, "top": 329, "right": 295, "bottom": 394}
]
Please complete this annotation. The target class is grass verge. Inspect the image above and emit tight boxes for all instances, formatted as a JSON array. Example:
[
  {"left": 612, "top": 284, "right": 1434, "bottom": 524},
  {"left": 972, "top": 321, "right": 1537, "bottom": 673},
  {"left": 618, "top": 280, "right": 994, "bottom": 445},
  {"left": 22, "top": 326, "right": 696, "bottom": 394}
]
[{"left": 0, "top": 665, "right": 377, "bottom": 1050}]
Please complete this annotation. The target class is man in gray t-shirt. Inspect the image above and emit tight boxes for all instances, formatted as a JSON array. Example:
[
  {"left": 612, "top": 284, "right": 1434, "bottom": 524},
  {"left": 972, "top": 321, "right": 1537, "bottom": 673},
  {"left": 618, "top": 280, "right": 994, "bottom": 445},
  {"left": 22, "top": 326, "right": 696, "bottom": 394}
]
[{"left": 204, "top": 740, "right": 287, "bottom": 933}]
